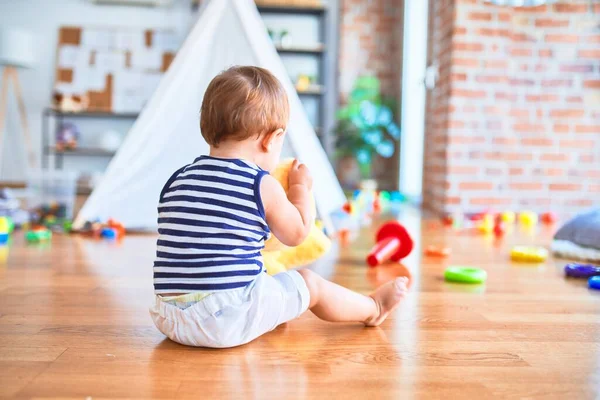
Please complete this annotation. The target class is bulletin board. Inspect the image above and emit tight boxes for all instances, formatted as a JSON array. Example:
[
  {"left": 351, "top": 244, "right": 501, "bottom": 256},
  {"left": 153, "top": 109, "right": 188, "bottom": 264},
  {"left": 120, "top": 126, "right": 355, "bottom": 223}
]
[{"left": 53, "top": 26, "right": 179, "bottom": 113}]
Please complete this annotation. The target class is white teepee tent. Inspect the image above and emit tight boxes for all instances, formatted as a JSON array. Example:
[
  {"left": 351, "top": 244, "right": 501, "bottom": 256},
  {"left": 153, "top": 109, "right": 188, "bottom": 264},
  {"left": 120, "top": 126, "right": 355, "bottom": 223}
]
[{"left": 74, "top": 0, "right": 345, "bottom": 230}]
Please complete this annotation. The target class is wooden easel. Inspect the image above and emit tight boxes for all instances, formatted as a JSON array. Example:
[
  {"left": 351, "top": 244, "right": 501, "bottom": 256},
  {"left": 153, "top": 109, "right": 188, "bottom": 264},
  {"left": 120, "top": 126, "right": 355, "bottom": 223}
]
[{"left": 0, "top": 66, "right": 37, "bottom": 169}]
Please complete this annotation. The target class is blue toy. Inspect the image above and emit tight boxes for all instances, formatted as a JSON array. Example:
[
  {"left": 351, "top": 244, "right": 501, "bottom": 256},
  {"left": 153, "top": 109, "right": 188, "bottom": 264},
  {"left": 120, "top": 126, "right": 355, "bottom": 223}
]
[
  {"left": 589, "top": 276, "right": 600, "bottom": 290},
  {"left": 101, "top": 227, "right": 117, "bottom": 239}
]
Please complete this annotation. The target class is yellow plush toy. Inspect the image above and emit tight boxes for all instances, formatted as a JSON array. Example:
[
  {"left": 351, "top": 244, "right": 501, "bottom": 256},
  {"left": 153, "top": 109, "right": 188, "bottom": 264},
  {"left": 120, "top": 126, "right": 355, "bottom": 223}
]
[{"left": 262, "top": 159, "right": 332, "bottom": 275}]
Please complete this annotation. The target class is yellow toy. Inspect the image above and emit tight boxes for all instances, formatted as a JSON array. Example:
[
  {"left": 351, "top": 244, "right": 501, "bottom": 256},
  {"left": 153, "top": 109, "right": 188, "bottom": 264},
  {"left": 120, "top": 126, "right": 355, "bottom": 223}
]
[
  {"left": 519, "top": 211, "right": 538, "bottom": 227},
  {"left": 262, "top": 159, "right": 332, "bottom": 275},
  {"left": 510, "top": 246, "right": 548, "bottom": 263},
  {"left": 477, "top": 214, "right": 495, "bottom": 234},
  {"left": 501, "top": 211, "right": 516, "bottom": 224}
]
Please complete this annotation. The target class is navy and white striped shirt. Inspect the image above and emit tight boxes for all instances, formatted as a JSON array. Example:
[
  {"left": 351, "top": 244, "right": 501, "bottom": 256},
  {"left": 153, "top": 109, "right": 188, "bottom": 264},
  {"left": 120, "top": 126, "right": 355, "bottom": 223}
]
[{"left": 153, "top": 155, "right": 270, "bottom": 294}]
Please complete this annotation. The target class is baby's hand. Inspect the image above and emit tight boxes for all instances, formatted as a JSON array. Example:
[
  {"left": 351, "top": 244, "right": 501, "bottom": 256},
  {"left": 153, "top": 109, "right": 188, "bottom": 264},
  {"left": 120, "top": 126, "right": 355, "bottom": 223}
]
[{"left": 288, "top": 159, "right": 313, "bottom": 190}]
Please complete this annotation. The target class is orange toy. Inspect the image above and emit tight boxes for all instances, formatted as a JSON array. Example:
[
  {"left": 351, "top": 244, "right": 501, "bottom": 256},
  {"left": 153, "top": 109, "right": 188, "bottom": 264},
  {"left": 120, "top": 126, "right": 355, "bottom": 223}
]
[{"left": 424, "top": 245, "right": 451, "bottom": 257}]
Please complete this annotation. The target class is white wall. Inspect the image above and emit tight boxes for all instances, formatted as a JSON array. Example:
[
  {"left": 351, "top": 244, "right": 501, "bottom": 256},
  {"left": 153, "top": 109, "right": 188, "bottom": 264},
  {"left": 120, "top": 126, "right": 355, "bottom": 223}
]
[{"left": 0, "top": 0, "right": 194, "bottom": 181}]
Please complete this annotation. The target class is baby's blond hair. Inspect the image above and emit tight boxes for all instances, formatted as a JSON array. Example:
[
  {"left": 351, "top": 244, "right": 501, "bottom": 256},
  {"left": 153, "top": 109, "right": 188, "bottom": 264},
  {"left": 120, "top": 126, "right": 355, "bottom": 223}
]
[{"left": 200, "top": 66, "right": 289, "bottom": 146}]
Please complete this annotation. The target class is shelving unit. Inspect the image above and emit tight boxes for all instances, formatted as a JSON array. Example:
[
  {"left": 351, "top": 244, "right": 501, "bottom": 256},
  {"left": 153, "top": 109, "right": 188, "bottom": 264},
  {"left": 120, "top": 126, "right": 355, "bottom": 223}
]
[
  {"left": 257, "top": 1, "right": 339, "bottom": 156},
  {"left": 41, "top": 108, "right": 138, "bottom": 170}
]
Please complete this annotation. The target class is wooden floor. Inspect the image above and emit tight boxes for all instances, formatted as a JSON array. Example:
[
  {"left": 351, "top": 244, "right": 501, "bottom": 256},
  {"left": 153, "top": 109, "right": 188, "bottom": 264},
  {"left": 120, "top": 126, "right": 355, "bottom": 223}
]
[{"left": 1, "top": 208, "right": 599, "bottom": 399}]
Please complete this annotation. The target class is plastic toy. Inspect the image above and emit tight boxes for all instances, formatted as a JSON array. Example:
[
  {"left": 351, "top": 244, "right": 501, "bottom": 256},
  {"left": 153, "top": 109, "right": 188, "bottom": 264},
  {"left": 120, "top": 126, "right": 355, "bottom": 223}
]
[
  {"left": 55, "top": 122, "right": 80, "bottom": 151},
  {"left": 262, "top": 159, "right": 331, "bottom": 275},
  {"left": 564, "top": 263, "right": 600, "bottom": 279},
  {"left": 366, "top": 221, "right": 414, "bottom": 267},
  {"left": 477, "top": 214, "right": 495, "bottom": 234},
  {"left": 342, "top": 201, "right": 354, "bottom": 215},
  {"left": 444, "top": 266, "right": 487, "bottom": 284},
  {"left": 589, "top": 276, "right": 600, "bottom": 290},
  {"left": 25, "top": 227, "right": 52, "bottom": 243},
  {"left": 519, "top": 211, "right": 538, "bottom": 226},
  {"left": 540, "top": 212, "right": 557, "bottom": 225},
  {"left": 501, "top": 211, "right": 516, "bottom": 224},
  {"left": 101, "top": 228, "right": 117, "bottom": 239},
  {"left": 0, "top": 217, "right": 10, "bottom": 245},
  {"left": 424, "top": 245, "right": 450, "bottom": 257},
  {"left": 493, "top": 218, "right": 506, "bottom": 237},
  {"left": 510, "top": 246, "right": 548, "bottom": 262}
]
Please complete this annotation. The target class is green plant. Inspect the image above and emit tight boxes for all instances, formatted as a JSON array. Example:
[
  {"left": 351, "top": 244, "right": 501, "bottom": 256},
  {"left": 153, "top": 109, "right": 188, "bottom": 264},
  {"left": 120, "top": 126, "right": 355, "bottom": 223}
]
[{"left": 335, "top": 76, "right": 401, "bottom": 178}]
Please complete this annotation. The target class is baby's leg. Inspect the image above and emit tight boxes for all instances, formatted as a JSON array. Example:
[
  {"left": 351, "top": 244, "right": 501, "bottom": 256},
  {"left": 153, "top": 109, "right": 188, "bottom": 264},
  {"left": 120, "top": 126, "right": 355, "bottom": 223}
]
[{"left": 297, "top": 269, "right": 408, "bottom": 327}]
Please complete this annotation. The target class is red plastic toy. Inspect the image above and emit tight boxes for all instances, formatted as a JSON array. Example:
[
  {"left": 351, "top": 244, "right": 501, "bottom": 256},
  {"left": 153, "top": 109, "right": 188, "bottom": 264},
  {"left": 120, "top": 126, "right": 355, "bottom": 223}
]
[
  {"left": 342, "top": 202, "right": 353, "bottom": 214},
  {"left": 540, "top": 212, "right": 557, "bottom": 225},
  {"left": 366, "top": 221, "right": 414, "bottom": 267}
]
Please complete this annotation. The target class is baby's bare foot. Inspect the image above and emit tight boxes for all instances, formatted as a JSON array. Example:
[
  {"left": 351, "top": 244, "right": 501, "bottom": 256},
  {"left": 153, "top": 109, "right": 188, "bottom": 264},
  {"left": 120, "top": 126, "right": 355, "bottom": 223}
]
[{"left": 364, "top": 277, "right": 408, "bottom": 327}]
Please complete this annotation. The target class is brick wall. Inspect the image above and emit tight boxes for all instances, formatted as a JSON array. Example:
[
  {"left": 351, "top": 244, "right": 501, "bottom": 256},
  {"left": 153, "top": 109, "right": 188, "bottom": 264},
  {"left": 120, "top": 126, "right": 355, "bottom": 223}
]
[
  {"left": 338, "top": 0, "right": 404, "bottom": 100},
  {"left": 338, "top": 0, "right": 404, "bottom": 190},
  {"left": 423, "top": 0, "right": 600, "bottom": 216}
]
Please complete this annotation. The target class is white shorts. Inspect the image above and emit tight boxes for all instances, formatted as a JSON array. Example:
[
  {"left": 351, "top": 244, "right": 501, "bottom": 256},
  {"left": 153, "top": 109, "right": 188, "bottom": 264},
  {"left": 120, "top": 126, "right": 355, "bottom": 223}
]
[{"left": 149, "top": 270, "right": 310, "bottom": 348}]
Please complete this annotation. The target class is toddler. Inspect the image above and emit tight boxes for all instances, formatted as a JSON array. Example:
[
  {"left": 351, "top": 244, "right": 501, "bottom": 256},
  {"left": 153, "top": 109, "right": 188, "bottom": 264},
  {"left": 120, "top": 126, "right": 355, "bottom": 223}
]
[{"left": 150, "top": 66, "right": 408, "bottom": 348}]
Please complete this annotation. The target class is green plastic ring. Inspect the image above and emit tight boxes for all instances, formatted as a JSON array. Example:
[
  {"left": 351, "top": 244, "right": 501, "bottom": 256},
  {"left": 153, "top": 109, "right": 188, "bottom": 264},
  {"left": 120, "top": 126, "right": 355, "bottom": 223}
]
[{"left": 444, "top": 266, "right": 487, "bottom": 284}]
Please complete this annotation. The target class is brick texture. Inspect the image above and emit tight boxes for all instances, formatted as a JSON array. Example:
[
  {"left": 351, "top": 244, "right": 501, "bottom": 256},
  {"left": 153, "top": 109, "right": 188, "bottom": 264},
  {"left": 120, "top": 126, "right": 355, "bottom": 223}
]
[
  {"left": 338, "top": 0, "right": 404, "bottom": 99},
  {"left": 423, "top": 0, "right": 600, "bottom": 217},
  {"left": 338, "top": 0, "right": 404, "bottom": 190}
]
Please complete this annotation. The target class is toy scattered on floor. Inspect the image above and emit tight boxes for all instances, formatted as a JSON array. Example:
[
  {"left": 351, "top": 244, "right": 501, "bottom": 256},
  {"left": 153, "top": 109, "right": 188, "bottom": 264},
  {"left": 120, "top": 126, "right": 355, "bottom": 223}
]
[
  {"left": 0, "top": 216, "right": 10, "bottom": 245},
  {"left": 444, "top": 266, "right": 487, "bottom": 284},
  {"left": 342, "top": 201, "right": 354, "bottom": 215},
  {"left": 510, "top": 246, "right": 548, "bottom": 262},
  {"left": 25, "top": 227, "right": 52, "bottom": 243},
  {"left": 366, "top": 221, "right": 414, "bottom": 267},
  {"left": 477, "top": 214, "right": 495, "bottom": 234},
  {"left": 101, "top": 227, "right": 118, "bottom": 239},
  {"left": 519, "top": 211, "right": 538, "bottom": 227},
  {"left": 55, "top": 122, "right": 80, "bottom": 151},
  {"left": 81, "top": 218, "right": 125, "bottom": 240},
  {"left": 501, "top": 211, "right": 516, "bottom": 224},
  {"left": 493, "top": 218, "right": 506, "bottom": 237},
  {"left": 0, "top": 188, "right": 29, "bottom": 228},
  {"left": 424, "top": 245, "right": 451, "bottom": 257},
  {"left": 30, "top": 202, "right": 70, "bottom": 232},
  {"left": 564, "top": 263, "right": 600, "bottom": 279},
  {"left": 552, "top": 209, "right": 600, "bottom": 263},
  {"left": 261, "top": 159, "right": 331, "bottom": 275},
  {"left": 540, "top": 212, "right": 557, "bottom": 225},
  {"left": 589, "top": 276, "right": 600, "bottom": 290}
]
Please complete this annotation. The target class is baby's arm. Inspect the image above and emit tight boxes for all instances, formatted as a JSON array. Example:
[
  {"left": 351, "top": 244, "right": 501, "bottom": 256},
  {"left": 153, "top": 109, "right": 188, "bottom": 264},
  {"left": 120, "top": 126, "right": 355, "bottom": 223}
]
[{"left": 261, "top": 160, "right": 313, "bottom": 246}]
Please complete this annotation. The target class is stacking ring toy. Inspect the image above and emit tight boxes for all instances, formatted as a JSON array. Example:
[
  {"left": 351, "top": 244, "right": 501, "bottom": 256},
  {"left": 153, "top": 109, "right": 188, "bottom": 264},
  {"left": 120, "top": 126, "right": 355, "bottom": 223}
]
[
  {"left": 510, "top": 246, "right": 548, "bottom": 262},
  {"left": 589, "top": 276, "right": 600, "bottom": 291},
  {"left": 444, "top": 266, "right": 487, "bottom": 284},
  {"left": 565, "top": 263, "right": 600, "bottom": 279}
]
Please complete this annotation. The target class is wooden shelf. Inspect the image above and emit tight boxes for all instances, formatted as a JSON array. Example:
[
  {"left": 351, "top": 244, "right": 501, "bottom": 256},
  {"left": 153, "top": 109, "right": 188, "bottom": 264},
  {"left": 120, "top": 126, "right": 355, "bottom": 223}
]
[
  {"left": 276, "top": 44, "right": 324, "bottom": 55},
  {"left": 296, "top": 84, "right": 324, "bottom": 96},
  {"left": 44, "top": 108, "right": 139, "bottom": 119},
  {"left": 46, "top": 146, "right": 116, "bottom": 157},
  {"left": 257, "top": 4, "right": 326, "bottom": 15}
]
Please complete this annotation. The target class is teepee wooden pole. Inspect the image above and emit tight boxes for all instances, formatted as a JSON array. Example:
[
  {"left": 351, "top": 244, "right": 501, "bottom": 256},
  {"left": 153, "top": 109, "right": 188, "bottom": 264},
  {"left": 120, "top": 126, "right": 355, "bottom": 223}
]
[
  {"left": 0, "top": 67, "right": 10, "bottom": 167},
  {"left": 9, "top": 67, "right": 37, "bottom": 169}
]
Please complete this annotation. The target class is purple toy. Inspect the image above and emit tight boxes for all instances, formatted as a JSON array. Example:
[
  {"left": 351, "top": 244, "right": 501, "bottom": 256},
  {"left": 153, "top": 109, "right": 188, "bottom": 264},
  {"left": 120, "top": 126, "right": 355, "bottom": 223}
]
[{"left": 564, "top": 263, "right": 600, "bottom": 279}]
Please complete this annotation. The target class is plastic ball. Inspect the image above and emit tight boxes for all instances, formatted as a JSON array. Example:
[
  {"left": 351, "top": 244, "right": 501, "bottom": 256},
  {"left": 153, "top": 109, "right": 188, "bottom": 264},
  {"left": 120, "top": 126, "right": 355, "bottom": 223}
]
[
  {"left": 478, "top": 214, "right": 495, "bottom": 234},
  {"left": 101, "top": 228, "right": 117, "bottom": 239},
  {"left": 519, "top": 211, "right": 538, "bottom": 226},
  {"left": 540, "top": 212, "right": 557, "bottom": 225},
  {"left": 342, "top": 202, "right": 353, "bottom": 214},
  {"left": 501, "top": 211, "right": 516, "bottom": 224}
]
